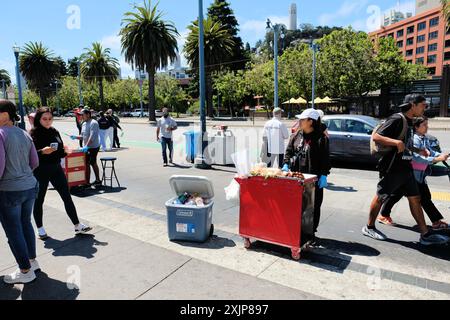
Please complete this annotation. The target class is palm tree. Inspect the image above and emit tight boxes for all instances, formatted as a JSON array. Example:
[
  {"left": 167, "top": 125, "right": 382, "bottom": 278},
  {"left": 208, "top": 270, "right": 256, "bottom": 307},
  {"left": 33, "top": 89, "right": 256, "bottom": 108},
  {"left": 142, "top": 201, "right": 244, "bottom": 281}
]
[
  {"left": 184, "top": 18, "right": 234, "bottom": 118},
  {"left": 120, "top": 0, "right": 179, "bottom": 122},
  {"left": 0, "top": 69, "right": 10, "bottom": 98},
  {"left": 81, "top": 42, "right": 119, "bottom": 108},
  {"left": 19, "top": 42, "right": 58, "bottom": 106}
]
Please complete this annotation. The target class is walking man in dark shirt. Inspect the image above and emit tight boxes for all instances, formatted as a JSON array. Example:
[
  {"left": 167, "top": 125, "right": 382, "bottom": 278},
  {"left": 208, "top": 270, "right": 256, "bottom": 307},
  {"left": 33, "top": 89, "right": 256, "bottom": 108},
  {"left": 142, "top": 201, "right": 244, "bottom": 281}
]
[{"left": 362, "top": 94, "right": 449, "bottom": 246}]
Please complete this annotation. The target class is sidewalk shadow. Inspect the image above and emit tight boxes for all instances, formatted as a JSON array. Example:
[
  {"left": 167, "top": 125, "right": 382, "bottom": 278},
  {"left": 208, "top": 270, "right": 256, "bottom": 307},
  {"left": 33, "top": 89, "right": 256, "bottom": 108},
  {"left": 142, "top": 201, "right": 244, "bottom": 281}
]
[
  {"left": 248, "top": 238, "right": 379, "bottom": 274},
  {"left": 71, "top": 186, "right": 127, "bottom": 198},
  {"left": 169, "top": 162, "right": 192, "bottom": 169},
  {"left": 210, "top": 167, "right": 237, "bottom": 174},
  {"left": 172, "top": 235, "right": 236, "bottom": 250},
  {"left": 21, "top": 272, "right": 80, "bottom": 300},
  {"left": 325, "top": 183, "right": 358, "bottom": 193},
  {"left": 384, "top": 238, "right": 450, "bottom": 261},
  {"left": 100, "top": 147, "right": 130, "bottom": 153},
  {"left": 43, "top": 234, "right": 108, "bottom": 259},
  {"left": 331, "top": 160, "right": 378, "bottom": 172},
  {"left": 0, "top": 281, "right": 21, "bottom": 300}
]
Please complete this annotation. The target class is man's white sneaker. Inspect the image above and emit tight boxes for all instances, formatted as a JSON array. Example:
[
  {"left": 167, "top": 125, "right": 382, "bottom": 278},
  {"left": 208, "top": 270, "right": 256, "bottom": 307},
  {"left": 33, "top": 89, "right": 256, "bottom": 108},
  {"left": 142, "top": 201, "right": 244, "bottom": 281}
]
[
  {"left": 75, "top": 224, "right": 92, "bottom": 235},
  {"left": 362, "top": 226, "right": 387, "bottom": 241},
  {"left": 3, "top": 269, "right": 36, "bottom": 284},
  {"left": 30, "top": 260, "right": 41, "bottom": 273}
]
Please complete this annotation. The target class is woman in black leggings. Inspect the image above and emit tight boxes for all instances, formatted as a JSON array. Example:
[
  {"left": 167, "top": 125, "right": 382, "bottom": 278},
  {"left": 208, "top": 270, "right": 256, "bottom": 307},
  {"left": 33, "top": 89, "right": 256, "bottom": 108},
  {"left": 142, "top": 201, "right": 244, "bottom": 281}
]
[{"left": 30, "top": 107, "right": 91, "bottom": 240}]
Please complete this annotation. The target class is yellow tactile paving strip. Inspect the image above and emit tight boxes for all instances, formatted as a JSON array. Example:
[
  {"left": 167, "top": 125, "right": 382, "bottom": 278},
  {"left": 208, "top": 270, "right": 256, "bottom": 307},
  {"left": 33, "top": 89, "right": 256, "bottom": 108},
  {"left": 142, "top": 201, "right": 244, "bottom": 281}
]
[{"left": 431, "top": 192, "right": 450, "bottom": 202}]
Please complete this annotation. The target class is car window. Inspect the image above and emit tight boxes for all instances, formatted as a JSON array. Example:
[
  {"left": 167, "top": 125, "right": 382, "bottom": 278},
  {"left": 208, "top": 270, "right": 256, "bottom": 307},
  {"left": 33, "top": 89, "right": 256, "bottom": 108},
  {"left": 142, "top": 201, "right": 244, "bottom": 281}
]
[
  {"left": 324, "top": 119, "right": 343, "bottom": 132},
  {"left": 344, "top": 120, "right": 373, "bottom": 134}
]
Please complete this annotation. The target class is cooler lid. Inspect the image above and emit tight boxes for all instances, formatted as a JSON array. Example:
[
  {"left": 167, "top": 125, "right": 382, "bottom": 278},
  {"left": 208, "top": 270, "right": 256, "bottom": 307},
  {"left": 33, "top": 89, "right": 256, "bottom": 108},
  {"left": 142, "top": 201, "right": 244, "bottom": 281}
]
[{"left": 169, "top": 175, "right": 215, "bottom": 199}]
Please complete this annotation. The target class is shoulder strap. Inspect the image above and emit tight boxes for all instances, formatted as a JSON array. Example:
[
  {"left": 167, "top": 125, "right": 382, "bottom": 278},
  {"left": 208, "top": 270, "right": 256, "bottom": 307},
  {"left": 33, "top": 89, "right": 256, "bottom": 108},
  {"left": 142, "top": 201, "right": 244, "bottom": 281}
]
[{"left": 397, "top": 113, "right": 408, "bottom": 142}]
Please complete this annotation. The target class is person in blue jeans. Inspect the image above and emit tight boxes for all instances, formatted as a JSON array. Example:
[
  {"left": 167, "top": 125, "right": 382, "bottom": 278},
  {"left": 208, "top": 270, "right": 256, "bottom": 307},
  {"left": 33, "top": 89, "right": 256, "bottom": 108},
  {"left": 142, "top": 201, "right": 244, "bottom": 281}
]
[
  {"left": 156, "top": 108, "right": 178, "bottom": 167},
  {"left": 0, "top": 100, "right": 40, "bottom": 284}
]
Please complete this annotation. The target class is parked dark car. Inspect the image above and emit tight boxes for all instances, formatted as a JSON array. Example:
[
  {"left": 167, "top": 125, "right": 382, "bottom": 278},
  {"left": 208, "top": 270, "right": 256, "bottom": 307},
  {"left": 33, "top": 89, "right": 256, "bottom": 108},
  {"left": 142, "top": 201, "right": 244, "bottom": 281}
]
[{"left": 320, "top": 114, "right": 441, "bottom": 165}]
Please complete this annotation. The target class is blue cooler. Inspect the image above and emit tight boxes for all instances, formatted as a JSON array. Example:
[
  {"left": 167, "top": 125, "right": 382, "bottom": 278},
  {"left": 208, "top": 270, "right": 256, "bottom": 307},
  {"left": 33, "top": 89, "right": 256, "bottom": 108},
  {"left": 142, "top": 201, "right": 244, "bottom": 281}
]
[
  {"left": 183, "top": 131, "right": 201, "bottom": 163},
  {"left": 166, "top": 175, "right": 215, "bottom": 242}
]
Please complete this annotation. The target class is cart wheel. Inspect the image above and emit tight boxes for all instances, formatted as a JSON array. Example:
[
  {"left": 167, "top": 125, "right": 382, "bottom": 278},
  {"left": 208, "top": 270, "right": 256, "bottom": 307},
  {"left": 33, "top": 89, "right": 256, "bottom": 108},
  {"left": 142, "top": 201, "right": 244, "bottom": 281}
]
[
  {"left": 291, "top": 248, "right": 301, "bottom": 261},
  {"left": 209, "top": 224, "right": 214, "bottom": 237},
  {"left": 244, "top": 238, "right": 252, "bottom": 249}
]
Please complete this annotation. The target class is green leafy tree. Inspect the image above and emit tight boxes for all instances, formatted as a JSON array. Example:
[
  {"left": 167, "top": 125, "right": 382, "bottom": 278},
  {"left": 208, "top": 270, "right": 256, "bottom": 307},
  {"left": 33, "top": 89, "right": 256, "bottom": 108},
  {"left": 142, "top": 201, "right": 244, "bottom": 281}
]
[
  {"left": 318, "top": 28, "right": 379, "bottom": 104},
  {"left": 23, "top": 89, "right": 41, "bottom": 110},
  {"left": 244, "top": 60, "right": 274, "bottom": 107},
  {"left": 184, "top": 17, "right": 234, "bottom": 117},
  {"left": 54, "top": 57, "right": 68, "bottom": 78},
  {"left": 214, "top": 70, "right": 247, "bottom": 116},
  {"left": 155, "top": 74, "right": 188, "bottom": 116},
  {"left": 0, "top": 69, "right": 11, "bottom": 87},
  {"left": 120, "top": 0, "right": 179, "bottom": 122},
  {"left": 207, "top": 0, "right": 248, "bottom": 70},
  {"left": 442, "top": 0, "right": 449, "bottom": 27},
  {"left": 67, "top": 57, "right": 81, "bottom": 77},
  {"left": 81, "top": 42, "right": 119, "bottom": 108},
  {"left": 19, "top": 42, "right": 59, "bottom": 106}
]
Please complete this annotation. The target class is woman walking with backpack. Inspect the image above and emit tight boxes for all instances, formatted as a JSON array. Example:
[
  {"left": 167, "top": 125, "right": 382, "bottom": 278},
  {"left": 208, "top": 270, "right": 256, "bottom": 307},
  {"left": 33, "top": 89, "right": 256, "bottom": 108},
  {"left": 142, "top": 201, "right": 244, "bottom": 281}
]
[{"left": 30, "top": 107, "right": 91, "bottom": 240}]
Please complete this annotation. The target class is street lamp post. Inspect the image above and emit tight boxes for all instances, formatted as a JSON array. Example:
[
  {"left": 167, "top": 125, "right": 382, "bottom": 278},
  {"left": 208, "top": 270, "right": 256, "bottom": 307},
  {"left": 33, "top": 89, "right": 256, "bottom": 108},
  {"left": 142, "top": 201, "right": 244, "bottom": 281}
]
[
  {"left": 77, "top": 60, "right": 84, "bottom": 106},
  {"left": 195, "top": 0, "right": 211, "bottom": 169},
  {"left": 13, "top": 45, "right": 25, "bottom": 130},
  {"left": 266, "top": 19, "right": 281, "bottom": 110}
]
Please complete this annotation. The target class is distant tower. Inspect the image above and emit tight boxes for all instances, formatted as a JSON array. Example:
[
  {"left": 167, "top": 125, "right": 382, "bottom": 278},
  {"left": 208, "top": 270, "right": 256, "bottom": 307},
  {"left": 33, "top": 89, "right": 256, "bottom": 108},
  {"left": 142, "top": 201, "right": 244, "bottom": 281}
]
[{"left": 289, "top": 3, "right": 297, "bottom": 31}]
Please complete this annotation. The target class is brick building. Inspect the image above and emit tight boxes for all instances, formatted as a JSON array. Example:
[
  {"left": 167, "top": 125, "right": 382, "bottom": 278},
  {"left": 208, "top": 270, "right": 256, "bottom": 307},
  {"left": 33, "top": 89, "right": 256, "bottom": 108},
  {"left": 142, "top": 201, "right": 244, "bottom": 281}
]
[{"left": 369, "top": 6, "right": 449, "bottom": 77}]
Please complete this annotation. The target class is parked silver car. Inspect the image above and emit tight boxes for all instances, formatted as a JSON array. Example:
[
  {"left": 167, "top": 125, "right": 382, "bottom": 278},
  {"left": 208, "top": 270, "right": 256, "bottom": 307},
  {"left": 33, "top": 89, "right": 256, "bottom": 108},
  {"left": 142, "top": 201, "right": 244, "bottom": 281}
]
[{"left": 322, "top": 114, "right": 440, "bottom": 164}]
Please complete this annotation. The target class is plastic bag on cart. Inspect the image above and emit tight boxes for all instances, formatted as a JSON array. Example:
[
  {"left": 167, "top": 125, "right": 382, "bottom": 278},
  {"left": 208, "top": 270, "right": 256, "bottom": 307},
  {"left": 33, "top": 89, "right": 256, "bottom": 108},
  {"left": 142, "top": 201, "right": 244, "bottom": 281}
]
[
  {"left": 224, "top": 179, "right": 240, "bottom": 202},
  {"left": 231, "top": 149, "right": 251, "bottom": 177}
]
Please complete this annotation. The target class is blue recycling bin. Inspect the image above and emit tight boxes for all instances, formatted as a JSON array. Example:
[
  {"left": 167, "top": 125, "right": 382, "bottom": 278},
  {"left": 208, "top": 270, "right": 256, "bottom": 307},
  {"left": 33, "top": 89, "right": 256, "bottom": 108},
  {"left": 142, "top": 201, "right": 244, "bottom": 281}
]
[{"left": 183, "top": 131, "right": 201, "bottom": 163}]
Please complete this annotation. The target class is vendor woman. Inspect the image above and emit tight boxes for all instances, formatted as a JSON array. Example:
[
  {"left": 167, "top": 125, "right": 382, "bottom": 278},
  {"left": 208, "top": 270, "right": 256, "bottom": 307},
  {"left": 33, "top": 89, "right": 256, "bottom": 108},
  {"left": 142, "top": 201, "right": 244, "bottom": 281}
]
[{"left": 283, "top": 108, "right": 330, "bottom": 244}]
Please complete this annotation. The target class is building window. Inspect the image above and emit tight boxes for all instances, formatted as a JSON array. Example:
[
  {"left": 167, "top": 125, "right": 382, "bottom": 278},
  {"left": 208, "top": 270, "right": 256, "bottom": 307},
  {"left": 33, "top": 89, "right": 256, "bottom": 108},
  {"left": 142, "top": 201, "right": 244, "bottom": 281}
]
[
  {"left": 428, "top": 43, "right": 438, "bottom": 52},
  {"left": 406, "top": 49, "right": 413, "bottom": 57},
  {"left": 417, "top": 34, "right": 426, "bottom": 43},
  {"left": 428, "top": 54, "right": 437, "bottom": 64},
  {"left": 407, "top": 26, "right": 415, "bottom": 34},
  {"left": 397, "top": 40, "right": 404, "bottom": 48},
  {"left": 416, "top": 46, "right": 425, "bottom": 54},
  {"left": 446, "top": 39, "right": 450, "bottom": 48},
  {"left": 445, "top": 51, "right": 450, "bottom": 61},
  {"left": 429, "top": 17, "right": 439, "bottom": 27},
  {"left": 397, "top": 29, "right": 404, "bottom": 38},
  {"left": 407, "top": 60, "right": 413, "bottom": 64},
  {"left": 429, "top": 31, "right": 438, "bottom": 40},
  {"left": 387, "top": 32, "right": 394, "bottom": 38},
  {"left": 428, "top": 67, "right": 436, "bottom": 75},
  {"left": 418, "top": 22, "right": 426, "bottom": 31},
  {"left": 406, "top": 37, "right": 414, "bottom": 46},
  {"left": 416, "top": 57, "right": 424, "bottom": 64}
]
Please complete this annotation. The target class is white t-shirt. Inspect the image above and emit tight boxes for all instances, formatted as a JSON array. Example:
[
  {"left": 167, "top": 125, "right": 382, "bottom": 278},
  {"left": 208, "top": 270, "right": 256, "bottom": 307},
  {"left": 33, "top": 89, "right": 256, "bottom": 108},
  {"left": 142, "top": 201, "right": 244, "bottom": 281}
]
[
  {"left": 263, "top": 117, "right": 289, "bottom": 155},
  {"left": 157, "top": 117, "right": 178, "bottom": 139}
]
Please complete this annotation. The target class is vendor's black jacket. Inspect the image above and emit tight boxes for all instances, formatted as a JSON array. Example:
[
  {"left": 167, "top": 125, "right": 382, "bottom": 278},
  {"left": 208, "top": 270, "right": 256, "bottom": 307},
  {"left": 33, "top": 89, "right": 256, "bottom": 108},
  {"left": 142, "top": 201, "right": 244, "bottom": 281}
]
[
  {"left": 98, "top": 116, "right": 111, "bottom": 130},
  {"left": 31, "top": 127, "right": 67, "bottom": 165},
  {"left": 284, "top": 129, "right": 331, "bottom": 176}
]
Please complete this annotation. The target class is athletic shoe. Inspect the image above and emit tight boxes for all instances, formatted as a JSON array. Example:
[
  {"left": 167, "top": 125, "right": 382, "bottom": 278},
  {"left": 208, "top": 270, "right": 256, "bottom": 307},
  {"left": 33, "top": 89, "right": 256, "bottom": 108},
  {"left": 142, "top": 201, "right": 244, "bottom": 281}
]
[
  {"left": 3, "top": 269, "right": 36, "bottom": 284},
  {"left": 30, "top": 260, "right": 41, "bottom": 273},
  {"left": 377, "top": 216, "right": 396, "bottom": 226},
  {"left": 420, "top": 232, "right": 449, "bottom": 246},
  {"left": 362, "top": 226, "right": 387, "bottom": 241},
  {"left": 75, "top": 223, "right": 92, "bottom": 235},
  {"left": 432, "top": 220, "right": 449, "bottom": 230}
]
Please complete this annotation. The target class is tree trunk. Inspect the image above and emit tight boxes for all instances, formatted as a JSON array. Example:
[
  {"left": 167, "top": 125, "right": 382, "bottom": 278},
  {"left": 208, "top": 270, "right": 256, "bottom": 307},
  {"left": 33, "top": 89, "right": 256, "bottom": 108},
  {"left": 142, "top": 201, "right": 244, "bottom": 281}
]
[
  {"left": 379, "top": 85, "right": 390, "bottom": 118},
  {"left": 148, "top": 69, "right": 156, "bottom": 122},
  {"left": 39, "top": 86, "right": 47, "bottom": 106},
  {"left": 206, "top": 74, "right": 214, "bottom": 118},
  {"left": 98, "top": 79, "right": 104, "bottom": 109}
]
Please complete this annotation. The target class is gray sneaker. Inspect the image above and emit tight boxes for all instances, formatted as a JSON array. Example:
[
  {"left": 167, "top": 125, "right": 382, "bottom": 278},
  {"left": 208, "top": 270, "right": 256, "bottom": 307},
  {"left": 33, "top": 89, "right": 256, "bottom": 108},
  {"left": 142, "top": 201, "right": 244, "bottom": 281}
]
[
  {"left": 3, "top": 269, "right": 36, "bottom": 284},
  {"left": 362, "top": 226, "right": 387, "bottom": 241},
  {"left": 420, "top": 233, "right": 449, "bottom": 246}
]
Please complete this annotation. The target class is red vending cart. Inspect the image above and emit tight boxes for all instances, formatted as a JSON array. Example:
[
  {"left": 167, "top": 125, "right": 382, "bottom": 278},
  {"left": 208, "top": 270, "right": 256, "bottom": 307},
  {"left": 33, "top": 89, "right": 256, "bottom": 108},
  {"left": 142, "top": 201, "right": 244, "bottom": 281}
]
[
  {"left": 64, "top": 151, "right": 87, "bottom": 188},
  {"left": 235, "top": 174, "right": 317, "bottom": 260}
]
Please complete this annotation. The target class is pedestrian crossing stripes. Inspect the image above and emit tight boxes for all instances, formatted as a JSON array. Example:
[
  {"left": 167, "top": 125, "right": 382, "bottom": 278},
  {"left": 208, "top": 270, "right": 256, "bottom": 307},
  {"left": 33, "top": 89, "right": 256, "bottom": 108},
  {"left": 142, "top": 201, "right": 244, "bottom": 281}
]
[{"left": 431, "top": 192, "right": 450, "bottom": 202}]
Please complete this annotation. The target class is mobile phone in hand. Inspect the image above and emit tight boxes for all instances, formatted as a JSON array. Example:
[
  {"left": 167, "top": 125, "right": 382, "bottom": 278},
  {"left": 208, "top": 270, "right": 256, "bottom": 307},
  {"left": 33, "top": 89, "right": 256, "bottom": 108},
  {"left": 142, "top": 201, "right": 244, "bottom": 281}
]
[{"left": 50, "top": 143, "right": 59, "bottom": 151}]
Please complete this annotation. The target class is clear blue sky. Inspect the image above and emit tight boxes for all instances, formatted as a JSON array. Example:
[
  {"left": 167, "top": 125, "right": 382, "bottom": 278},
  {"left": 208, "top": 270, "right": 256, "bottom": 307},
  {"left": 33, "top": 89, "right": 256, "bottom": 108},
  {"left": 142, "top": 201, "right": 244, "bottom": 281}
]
[{"left": 0, "top": 0, "right": 416, "bottom": 81}]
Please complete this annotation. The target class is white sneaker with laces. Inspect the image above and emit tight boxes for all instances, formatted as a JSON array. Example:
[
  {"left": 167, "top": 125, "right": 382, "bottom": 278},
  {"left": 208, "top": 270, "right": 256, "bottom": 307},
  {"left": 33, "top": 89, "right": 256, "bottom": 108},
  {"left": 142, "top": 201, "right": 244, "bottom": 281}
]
[
  {"left": 3, "top": 269, "right": 36, "bottom": 284},
  {"left": 30, "top": 260, "right": 41, "bottom": 273},
  {"left": 362, "top": 226, "right": 387, "bottom": 241},
  {"left": 75, "top": 223, "right": 92, "bottom": 235}
]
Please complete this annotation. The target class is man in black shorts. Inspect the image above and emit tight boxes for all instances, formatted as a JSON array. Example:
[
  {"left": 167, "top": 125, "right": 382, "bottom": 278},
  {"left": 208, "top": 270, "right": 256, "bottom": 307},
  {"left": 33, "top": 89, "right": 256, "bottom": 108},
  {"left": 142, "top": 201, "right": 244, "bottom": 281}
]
[{"left": 362, "top": 94, "right": 449, "bottom": 246}]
